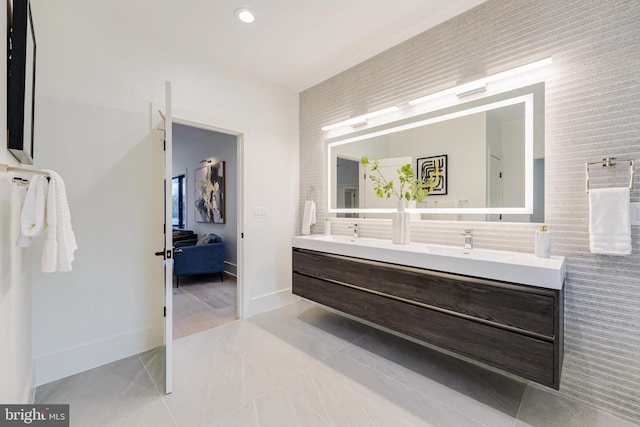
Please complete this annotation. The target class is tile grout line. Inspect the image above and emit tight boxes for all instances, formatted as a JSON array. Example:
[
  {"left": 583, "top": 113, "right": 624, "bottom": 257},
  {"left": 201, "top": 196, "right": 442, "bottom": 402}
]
[
  {"left": 339, "top": 327, "right": 536, "bottom": 427},
  {"left": 136, "top": 353, "right": 163, "bottom": 397},
  {"left": 246, "top": 303, "right": 375, "bottom": 364},
  {"left": 136, "top": 353, "right": 181, "bottom": 427},
  {"left": 285, "top": 367, "right": 337, "bottom": 426},
  {"left": 248, "top": 309, "right": 366, "bottom": 425},
  {"left": 334, "top": 339, "right": 485, "bottom": 426},
  {"left": 244, "top": 305, "right": 364, "bottom": 425},
  {"left": 204, "top": 330, "right": 287, "bottom": 426},
  {"left": 513, "top": 385, "right": 529, "bottom": 427}
]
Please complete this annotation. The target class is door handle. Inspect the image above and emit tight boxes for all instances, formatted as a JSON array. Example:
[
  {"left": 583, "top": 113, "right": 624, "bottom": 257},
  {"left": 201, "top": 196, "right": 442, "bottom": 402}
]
[{"left": 155, "top": 249, "right": 176, "bottom": 259}]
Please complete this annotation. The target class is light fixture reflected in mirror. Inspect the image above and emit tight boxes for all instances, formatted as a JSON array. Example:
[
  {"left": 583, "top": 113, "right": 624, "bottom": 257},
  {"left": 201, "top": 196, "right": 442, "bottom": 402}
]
[{"left": 321, "top": 106, "right": 399, "bottom": 132}]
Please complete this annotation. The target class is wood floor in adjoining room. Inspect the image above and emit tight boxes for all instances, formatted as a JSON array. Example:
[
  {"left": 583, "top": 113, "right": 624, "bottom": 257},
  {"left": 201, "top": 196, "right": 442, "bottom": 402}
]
[{"left": 172, "top": 274, "right": 237, "bottom": 340}]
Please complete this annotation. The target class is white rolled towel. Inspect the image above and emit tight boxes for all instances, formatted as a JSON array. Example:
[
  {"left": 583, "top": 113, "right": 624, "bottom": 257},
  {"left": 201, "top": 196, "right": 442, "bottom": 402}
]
[
  {"left": 589, "top": 187, "right": 631, "bottom": 256},
  {"left": 41, "top": 170, "right": 78, "bottom": 272},
  {"left": 17, "top": 175, "right": 49, "bottom": 248},
  {"left": 301, "top": 200, "right": 316, "bottom": 235}
]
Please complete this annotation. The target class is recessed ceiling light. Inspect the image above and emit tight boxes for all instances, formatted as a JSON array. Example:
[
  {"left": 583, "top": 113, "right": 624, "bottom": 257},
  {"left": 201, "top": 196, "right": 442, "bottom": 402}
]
[{"left": 234, "top": 8, "right": 255, "bottom": 23}]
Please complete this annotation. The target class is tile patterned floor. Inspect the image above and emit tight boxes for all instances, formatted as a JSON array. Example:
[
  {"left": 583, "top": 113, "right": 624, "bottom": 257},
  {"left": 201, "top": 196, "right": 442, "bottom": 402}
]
[{"left": 35, "top": 300, "right": 638, "bottom": 427}]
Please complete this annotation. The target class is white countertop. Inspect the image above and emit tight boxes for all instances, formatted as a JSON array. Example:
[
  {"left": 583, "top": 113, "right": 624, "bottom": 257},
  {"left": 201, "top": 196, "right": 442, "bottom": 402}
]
[{"left": 292, "top": 235, "right": 565, "bottom": 290}]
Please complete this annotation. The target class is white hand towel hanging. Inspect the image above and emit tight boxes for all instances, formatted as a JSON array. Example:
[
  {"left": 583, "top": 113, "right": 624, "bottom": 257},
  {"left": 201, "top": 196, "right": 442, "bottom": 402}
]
[
  {"left": 589, "top": 187, "right": 631, "bottom": 255},
  {"left": 41, "top": 169, "right": 78, "bottom": 272},
  {"left": 17, "top": 175, "right": 49, "bottom": 248},
  {"left": 301, "top": 200, "right": 316, "bottom": 235}
]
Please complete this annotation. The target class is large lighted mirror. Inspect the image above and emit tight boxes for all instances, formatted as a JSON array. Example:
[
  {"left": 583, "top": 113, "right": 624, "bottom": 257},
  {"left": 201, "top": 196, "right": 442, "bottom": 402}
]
[{"left": 327, "top": 83, "right": 544, "bottom": 222}]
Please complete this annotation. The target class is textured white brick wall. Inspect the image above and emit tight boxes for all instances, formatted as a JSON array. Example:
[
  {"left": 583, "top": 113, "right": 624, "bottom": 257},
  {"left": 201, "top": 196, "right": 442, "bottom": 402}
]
[{"left": 300, "top": 0, "right": 640, "bottom": 422}]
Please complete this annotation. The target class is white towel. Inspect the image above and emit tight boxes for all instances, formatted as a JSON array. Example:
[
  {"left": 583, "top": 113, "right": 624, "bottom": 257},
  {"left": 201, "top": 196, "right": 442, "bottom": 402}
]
[
  {"left": 301, "top": 200, "right": 316, "bottom": 235},
  {"left": 41, "top": 170, "right": 78, "bottom": 272},
  {"left": 17, "top": 175, "right": 49, "bottom": 248},
  {"left": 589, "top": 187, "right": 631, "bottom": 255}
]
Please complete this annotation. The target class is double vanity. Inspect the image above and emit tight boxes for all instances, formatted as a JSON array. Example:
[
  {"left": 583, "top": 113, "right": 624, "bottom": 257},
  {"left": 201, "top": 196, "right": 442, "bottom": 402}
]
[{"left": 292, "top": 234, "right": 566, "bottom": 389}]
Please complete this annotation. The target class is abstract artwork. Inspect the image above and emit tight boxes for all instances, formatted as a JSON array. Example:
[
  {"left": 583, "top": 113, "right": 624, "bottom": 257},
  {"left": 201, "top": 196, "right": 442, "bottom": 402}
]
[
  {"left": 417, "top": 155, "right": 447, "bottom": 195},
  {"left": 195, "top": 161, "right": 225, "bottom": 223}
]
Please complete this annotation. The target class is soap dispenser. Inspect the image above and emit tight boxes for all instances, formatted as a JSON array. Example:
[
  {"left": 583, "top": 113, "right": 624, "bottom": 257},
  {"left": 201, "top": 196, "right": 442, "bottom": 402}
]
[
  {"left": 535, "top": 225, "right": 551, "bottom": 258},
  {"left": 324, "top": 218, "right": 331, "bottom": 236}
]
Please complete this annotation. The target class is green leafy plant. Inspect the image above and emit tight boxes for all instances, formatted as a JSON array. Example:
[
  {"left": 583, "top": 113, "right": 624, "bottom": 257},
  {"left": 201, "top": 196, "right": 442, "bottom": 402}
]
[{"left": 361, "top": 156, "right": 435, "bottom": 202}]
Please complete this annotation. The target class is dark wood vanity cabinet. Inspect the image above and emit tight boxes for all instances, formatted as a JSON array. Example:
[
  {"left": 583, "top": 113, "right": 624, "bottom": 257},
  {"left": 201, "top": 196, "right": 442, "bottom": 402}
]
[{"left": 292, "top": 248, "right": 564, "bottom": 389}]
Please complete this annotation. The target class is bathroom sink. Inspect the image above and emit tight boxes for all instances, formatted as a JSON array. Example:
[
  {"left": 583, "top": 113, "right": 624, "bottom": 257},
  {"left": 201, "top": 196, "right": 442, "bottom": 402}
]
[
  {"left": 292, "top": 234, "right": 565, "bottom": 290},
  {"left": 311, "top": 235, "right": 385, "bottom": 246},
  {"left": 424, "top": 244, "right": 516, "bottom": 262}
]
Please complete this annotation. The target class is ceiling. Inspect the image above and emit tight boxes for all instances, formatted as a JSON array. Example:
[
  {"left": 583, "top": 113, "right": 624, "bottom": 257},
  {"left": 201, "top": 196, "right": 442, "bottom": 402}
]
[
  {"left": 209, "top": 0, "right": 489, "bottom": 92},
  {"left": 105, "top": 0, "right": 488, "bottom": 93}
]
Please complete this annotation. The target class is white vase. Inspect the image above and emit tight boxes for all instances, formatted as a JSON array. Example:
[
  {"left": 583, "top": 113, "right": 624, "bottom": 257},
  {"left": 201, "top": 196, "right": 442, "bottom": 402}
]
[{"left": 392, "top": 199, "right": 411, "bottom": 245}]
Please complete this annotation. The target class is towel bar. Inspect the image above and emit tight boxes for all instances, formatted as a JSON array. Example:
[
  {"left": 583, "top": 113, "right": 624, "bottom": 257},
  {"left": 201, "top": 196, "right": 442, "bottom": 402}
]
[
  {"left": 585, "top": 157, "right": 635, "bottom": 193},
  {"left": 0, "top": 163, "right": 50, "bottom": 178}
]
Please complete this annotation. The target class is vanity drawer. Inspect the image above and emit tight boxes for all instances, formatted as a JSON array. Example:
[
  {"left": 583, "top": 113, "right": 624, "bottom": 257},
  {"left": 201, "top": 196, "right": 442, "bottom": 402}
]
[
  {"left": 293, "top": 249, "right": 557, "bottom": 338},
  {"left": 293, "top": 273, "right": 556, "bottom": 387}
]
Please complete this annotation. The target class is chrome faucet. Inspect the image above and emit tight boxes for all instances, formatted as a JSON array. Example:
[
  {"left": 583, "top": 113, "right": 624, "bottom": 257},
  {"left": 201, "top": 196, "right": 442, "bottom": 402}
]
[
  {"left": 461, "top": 229, "right": 473, "bottom": 250},
  {"left": 348, "top": 223, "right": 359, "bottom": 240}
]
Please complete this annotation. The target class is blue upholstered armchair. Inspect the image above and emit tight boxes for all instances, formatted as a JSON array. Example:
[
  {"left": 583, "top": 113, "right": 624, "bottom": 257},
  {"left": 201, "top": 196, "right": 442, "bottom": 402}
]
[{"left": 174, "top": 233, "right": 225, "bottom": 287}]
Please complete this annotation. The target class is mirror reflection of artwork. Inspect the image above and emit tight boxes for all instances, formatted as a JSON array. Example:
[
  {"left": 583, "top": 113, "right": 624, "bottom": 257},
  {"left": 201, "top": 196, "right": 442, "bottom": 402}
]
[
  {"left": 418, "top": 155, "right": 447, "bottom": 195},
  {"left": 326, "top": 83, "right": 545, "bottom": 222},
  {"left": 195, "top": 161, "right": 225, "bottom": 223}
]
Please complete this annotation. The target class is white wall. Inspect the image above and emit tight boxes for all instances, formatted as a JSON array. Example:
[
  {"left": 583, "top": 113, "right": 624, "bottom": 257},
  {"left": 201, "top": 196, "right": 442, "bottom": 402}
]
[
  {"left": 390, "top": 113, "right": 487, "bottom": 210},
  {"left": 172, "top": 124, "right": 238, "bottom": 267},
  {"left": 500, "top": 118, "right": 525, "bottom": 208},
  {"left": 0, "top": 12, "right": 35, "bottom": 403},
  {"left": 30, "top": 0, "right": 299, "bottom": 385}
]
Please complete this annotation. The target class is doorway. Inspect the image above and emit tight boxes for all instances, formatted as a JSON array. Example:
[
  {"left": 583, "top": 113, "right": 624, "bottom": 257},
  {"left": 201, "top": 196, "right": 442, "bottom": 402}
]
[
  {"left": 487, "top": 152, "right": 504, "bottom": 221},
  {"left": 336, "top": 156, "right": 360, "bottom": 219},
  {"left": 171, "top": 121, "right": 242, "bottom": 340}
]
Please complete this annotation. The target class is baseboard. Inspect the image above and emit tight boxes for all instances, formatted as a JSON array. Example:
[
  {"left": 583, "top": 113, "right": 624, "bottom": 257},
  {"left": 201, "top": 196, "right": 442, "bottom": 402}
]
[
  {"left": 224, "top": 261, "right": 238, "bottom": 277},
  {"left": 34, "top": 327, "right": 159, "bottom": 387},
  {"left": 245, "top": 287, "right": 298, "bottom": 318},
  {"left": 26, "top": 363, "right": 36, "bottom": 403}
]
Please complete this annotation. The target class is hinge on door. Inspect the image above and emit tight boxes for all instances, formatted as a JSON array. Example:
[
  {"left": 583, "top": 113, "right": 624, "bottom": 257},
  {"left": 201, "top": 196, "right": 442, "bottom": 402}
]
[
  {"left": 164, "top": 139, "right": 166, "bottom": 151},
  {"left": 164, "top": 306, "right": 166, "bottom": 317},
  {"left": 499, "top": 172, "right": 503, "bottom": 178},
  {"left": 241, "top": 233, "right": 244, "bottom": 238}
]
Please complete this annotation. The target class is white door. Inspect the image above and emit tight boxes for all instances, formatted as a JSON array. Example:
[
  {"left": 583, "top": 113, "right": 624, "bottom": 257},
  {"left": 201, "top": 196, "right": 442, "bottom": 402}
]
[
  {"left": 163, "top": 81, "right": 174, "bottom": 394},
  {"left": 487, "top": 153, "right": 503, "bottom": 221},
  {"left": 153, "top": 81, "right": 174, "bottom": 394}
]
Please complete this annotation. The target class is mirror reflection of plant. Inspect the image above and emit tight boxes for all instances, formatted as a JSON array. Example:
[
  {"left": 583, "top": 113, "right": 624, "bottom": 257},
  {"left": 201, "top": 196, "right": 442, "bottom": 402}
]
[{"left": 361, "top": 156, "right": 435, "bottom": 202}]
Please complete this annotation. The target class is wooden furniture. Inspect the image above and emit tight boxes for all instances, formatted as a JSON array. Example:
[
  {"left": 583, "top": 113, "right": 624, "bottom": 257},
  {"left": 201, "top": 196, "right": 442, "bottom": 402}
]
[{"left": 292, "top": 248, "right": 564, "bottom": 389}]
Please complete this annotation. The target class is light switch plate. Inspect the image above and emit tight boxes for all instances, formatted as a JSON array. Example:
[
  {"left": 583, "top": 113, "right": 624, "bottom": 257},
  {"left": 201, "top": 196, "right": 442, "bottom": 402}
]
[
  {"left": 252, "top": 207, "right": 268, "bottom": 218},
  {"left": 630, "top": 202, "right": 640, "bottom": 226}
]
